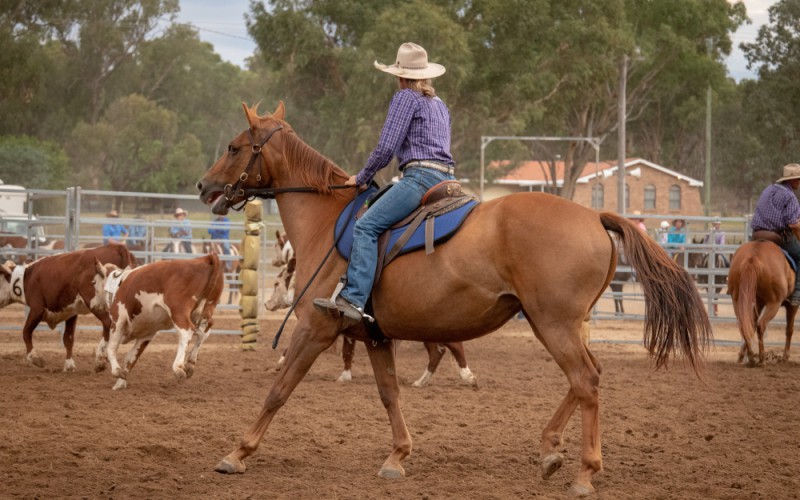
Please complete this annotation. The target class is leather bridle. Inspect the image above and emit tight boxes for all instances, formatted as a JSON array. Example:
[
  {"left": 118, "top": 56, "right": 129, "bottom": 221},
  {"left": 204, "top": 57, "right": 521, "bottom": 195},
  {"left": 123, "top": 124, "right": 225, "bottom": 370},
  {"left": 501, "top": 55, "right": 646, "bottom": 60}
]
[
  {"left": 221, "top": 125, "right": 354, "bottom": 211},
  {"left": 223, "top": 125, "right": 283, "bottom": 207}
]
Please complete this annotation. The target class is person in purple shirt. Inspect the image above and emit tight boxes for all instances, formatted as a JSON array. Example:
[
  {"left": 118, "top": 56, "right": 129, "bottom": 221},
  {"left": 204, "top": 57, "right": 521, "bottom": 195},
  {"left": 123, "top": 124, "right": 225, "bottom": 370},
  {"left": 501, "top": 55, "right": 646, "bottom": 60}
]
[
  {"left": 313, "top": 42, "right": 456, "bottom": 324},
  {"left": 751, "top": 163, "right": 800, "bottom": 305}
]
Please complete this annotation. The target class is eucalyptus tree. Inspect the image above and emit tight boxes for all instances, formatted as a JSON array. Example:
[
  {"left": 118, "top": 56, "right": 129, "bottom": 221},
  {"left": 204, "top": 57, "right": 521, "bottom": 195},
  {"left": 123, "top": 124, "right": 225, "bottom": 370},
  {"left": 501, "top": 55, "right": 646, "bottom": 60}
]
[
  {"left": 736, "top": 0, "right": 800, "bottom": 190},
  {"left": 68, "top": 94, "right": 204, "bottom": 194}
]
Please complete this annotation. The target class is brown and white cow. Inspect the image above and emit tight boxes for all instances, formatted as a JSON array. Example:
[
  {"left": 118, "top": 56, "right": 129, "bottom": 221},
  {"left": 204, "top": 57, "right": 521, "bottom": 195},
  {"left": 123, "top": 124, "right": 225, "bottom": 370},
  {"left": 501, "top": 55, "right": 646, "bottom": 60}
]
[
  {"left": 0, "top": 244, "right": 137, "bottom": 371},
  {"left": 96, "top": 253, "right": 224, "bottom": 390}
]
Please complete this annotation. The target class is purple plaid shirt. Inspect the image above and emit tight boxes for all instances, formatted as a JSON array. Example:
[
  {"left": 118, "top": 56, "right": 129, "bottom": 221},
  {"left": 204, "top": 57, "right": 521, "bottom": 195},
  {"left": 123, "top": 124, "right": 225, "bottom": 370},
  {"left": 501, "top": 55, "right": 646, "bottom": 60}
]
[
  {"left": 751, "top": 183, "right": 800, "bottom": 231},
  {"left": 355, "top": 89, "right": 454, "bottom": 185}
]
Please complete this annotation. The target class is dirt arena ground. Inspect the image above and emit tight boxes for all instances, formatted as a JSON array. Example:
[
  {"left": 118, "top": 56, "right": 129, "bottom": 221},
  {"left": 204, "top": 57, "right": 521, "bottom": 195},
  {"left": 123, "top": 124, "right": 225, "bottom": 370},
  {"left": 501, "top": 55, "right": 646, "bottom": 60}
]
[{"left": 1, "top": 304, "right": 799, "bottom": 499}]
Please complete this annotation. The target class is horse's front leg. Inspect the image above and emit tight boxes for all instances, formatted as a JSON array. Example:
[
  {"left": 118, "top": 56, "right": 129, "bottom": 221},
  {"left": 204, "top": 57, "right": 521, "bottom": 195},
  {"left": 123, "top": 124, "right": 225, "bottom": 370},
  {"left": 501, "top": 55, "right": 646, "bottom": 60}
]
[
  {"left": 215, "top": 320, "right": 337, "bottom": 474},
  {"left": 364, "top": 339, "right": 412, "bottom": 478}
]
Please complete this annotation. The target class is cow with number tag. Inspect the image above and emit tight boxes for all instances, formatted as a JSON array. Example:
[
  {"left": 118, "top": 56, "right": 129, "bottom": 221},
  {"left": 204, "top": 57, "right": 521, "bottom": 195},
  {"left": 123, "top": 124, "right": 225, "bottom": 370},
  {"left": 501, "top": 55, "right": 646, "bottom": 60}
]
[{"left": 0, "top": 244, "right": 137, "bottom": 371}]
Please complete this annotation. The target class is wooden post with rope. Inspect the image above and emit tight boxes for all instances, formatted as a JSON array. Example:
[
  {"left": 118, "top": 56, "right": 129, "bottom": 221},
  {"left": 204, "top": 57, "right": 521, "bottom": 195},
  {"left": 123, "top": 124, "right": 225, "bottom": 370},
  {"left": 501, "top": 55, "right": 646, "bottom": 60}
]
[{"left": 239, "top": 200, "right": 262, "bottom": 350}]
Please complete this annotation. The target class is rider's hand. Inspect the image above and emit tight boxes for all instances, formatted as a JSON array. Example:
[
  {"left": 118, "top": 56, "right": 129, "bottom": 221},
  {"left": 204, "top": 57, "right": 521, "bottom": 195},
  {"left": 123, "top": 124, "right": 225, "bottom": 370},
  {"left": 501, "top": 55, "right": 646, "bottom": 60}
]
[{"left": 345, "top": 175, "right": 358, "bottom": 186}]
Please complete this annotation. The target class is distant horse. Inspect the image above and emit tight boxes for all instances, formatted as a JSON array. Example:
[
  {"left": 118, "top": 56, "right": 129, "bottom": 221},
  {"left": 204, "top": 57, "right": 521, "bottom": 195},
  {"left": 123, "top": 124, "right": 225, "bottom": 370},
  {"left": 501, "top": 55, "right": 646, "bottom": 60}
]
[
  {"left": 265, "top": 248, "right": 477, "bottom": 387},
  {"left": 197, "top": 101, "right": 710, "bottom": 495},
  {"left": 202, "top": 239, "right": 241, "bottom": 305},
  {"left": 728, "top": 240, "right": 796, "bottom": 366},
  {"left": 688, "top": 238, "right": 730, "bottom": 316},
  {"left": 162, "top": 240, "right": 197, "bottom": 254}
]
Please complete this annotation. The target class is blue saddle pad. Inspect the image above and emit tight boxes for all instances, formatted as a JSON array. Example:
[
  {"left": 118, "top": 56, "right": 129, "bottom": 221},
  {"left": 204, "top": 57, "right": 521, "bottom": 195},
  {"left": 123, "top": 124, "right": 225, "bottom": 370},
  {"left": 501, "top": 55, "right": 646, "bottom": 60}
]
[
  {"left": 335, "top": 186, "right": 478, "bottom": 261},
  {"left": 781, "top": 248, "right": 798, "bottom": 272}
]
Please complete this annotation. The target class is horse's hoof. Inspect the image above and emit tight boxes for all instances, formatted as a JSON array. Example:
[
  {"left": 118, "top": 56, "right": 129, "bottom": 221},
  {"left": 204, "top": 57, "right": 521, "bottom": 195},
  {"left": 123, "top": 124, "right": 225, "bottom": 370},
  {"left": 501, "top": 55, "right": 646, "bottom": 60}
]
[
  {"left": 336, "top": 370, "right": 352, "bottom": 383},
  {"left": 94, "top": 361, "right": 107, "bottom": 373},
  {"left": 568, "top": 481, "right": 596, "bottom": 497},
  {"left": 63, "top": 359, "right": 77, "bottom": 372},
  {"left": 185, "top": 364, "right": 195, "bottom": 379},
  {"left": 215, "top": 456, "right": 246, "bottom": 474},
  {"left": 174, "top": 367, "right": 187, "bottom": 381},
  {"left": 27, "top": 354, "right": 45, "bottom": 368},
  {"left": 541, "top": 453, "right": 564, "bottom": 480},
  {"left": 378, "top": 464, "right": 405, "bottom": 479},
  {"left": 112, "top": 379, "right": 128, "bottom": 391}
]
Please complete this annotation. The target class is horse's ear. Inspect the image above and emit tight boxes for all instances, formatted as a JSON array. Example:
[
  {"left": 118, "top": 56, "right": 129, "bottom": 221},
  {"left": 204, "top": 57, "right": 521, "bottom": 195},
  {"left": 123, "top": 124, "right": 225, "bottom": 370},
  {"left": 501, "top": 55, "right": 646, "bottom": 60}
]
[
  {"left": 272, "top": 101, "right": 285, "bottom": 120},
  {"left": 242, "top": 102, "right": 260, "bottom": 129}
]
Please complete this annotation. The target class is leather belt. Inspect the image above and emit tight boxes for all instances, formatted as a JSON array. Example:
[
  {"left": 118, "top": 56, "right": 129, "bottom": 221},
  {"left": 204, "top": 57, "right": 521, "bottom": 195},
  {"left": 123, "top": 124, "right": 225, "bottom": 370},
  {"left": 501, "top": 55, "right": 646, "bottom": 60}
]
[{"left": 401, "top": 160, "right": 455, "bottom": 176}]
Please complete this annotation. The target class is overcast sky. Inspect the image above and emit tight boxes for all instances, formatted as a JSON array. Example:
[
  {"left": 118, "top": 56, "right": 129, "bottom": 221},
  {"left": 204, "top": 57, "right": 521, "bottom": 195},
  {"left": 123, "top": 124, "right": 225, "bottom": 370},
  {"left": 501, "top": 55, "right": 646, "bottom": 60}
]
[{"left": 174, "top": 0, "right": 775, "bottom": 82}]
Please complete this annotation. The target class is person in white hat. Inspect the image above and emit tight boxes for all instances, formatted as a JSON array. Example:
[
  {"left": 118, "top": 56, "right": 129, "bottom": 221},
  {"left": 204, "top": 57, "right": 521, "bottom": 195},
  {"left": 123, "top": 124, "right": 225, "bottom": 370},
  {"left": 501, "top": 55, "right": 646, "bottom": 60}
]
[
  {"left": 703, "top": 216, "right": 726, "bottom": 247},
  {"left": 751, "top": 163, "right": 800, "bottom": 304},
  {"left": 314, "top": 42, "right": 456, "bottom": 323},
  {"left": 169, "top": 207, "right": 193, "bottom": 253}
]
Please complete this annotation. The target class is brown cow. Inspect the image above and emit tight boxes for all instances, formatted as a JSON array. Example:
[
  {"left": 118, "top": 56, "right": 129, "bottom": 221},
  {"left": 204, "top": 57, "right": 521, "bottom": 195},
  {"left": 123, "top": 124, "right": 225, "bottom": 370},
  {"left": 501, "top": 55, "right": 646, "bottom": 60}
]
[
  {"left": 96, "top": 253, "right": 224, "bottom": 390},
  {"left": 0, "top": 244, "right": 137, "bottom": 371}
]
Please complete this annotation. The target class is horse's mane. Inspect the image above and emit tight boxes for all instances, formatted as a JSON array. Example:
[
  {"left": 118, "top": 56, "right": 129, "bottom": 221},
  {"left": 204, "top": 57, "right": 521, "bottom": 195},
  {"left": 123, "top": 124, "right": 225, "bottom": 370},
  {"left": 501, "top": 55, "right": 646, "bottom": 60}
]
[{"left": 281, "top": 131, "right": 350, "bottom": 196}]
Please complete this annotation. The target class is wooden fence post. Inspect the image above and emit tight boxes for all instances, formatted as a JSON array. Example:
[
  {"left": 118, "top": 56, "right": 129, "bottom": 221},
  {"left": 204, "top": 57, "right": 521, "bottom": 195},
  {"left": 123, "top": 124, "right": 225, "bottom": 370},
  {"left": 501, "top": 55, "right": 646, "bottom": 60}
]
[{"left": 239, "top": 200, "right": 262, "bottom": 350}]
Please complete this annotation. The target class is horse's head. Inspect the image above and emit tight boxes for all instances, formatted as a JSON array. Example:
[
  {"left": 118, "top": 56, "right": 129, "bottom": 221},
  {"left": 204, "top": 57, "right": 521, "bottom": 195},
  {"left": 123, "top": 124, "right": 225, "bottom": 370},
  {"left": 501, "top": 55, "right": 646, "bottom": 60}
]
[
  {"left": 198, "top": 101, "right": 350, "bottom": 215},
  {"left": 197, "top": 101, "right": 291, "bottom": 215}
]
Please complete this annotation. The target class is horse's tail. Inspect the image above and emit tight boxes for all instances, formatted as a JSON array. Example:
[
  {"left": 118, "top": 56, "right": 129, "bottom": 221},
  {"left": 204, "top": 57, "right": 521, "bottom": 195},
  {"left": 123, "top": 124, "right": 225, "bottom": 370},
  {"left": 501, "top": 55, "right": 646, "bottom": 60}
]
[
  {"left": 600, "top": 212, "right": 712, "bottom": 377},
  {"left": 733, "top": 258, "right": 758, "bottom": 350}
]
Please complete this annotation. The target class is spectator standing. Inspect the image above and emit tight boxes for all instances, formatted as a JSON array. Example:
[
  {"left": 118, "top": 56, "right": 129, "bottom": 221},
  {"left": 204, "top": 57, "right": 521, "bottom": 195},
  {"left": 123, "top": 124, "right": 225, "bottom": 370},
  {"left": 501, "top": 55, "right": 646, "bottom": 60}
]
[
  {"left": 102, "top": 210, "right": 128, "bottom": 245},
  {"left": 657, "top": 220, "right": 670, "bottom": 245}
]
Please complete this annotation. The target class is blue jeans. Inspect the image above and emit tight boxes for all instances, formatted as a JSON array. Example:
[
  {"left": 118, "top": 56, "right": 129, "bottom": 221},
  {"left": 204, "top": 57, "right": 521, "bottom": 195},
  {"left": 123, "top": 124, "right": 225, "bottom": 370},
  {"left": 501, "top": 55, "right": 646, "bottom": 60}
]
[
  {"left": 341, "top": 166, "right": 455, "bottom": 308},
  {"left": 781, "top": 234, "right": 800, "bottom": 294}
]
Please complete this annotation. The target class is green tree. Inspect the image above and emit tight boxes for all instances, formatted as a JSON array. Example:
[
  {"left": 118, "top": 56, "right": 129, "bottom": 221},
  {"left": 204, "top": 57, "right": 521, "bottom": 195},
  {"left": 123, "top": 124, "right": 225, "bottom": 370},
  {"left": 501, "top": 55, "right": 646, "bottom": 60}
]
[
  {"left": 734, "top": 0, "right": 800, "bottom": 193},
  {"left": 0, "top": 136, "right": 69, "bottom": 189},
  {"left": 67, "top": 94, "right": 204, "bottom": 194}
]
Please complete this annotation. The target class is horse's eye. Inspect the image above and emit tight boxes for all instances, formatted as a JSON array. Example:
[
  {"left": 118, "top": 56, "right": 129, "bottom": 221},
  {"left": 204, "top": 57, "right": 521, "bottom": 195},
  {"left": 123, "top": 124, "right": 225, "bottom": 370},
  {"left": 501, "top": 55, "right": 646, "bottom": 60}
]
[{"left": 228, "top": 145, "right": 239, "bottom": 155}]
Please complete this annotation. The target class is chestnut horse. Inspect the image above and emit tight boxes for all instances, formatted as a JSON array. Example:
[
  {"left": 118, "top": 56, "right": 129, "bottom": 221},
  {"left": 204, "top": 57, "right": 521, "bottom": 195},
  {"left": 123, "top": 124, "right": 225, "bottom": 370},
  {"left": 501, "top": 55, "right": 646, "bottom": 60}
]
[
  {"left": 265, "top": 244, "right": 478, "bottom": 387},
  {"left": 197, "top": 102, "right": 711, "bottom": 496},
  {"left": 727, "top": 240, "right": 797, "bottom": 366}
]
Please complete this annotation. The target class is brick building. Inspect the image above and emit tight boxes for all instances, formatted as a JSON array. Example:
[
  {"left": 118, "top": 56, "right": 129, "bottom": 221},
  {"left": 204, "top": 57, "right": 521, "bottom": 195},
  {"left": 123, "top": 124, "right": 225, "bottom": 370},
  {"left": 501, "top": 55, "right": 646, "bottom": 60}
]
[{"left": 486, "top": 158, "right": 704, "bottom": 216}]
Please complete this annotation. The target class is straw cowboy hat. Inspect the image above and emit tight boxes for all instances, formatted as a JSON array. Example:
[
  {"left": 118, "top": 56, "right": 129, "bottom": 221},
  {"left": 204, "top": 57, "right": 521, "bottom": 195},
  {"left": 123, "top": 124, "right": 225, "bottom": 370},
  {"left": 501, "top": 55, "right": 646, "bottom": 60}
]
[
  {"left": 174, "top": 207, "right": 187, "bottom": 217},
  {"left": 373, "top": 42, "right": 446, "bottom": 80},
  {"left": 107, "top": 209, "right": 119, "bottom": 218},
  {"left": 777, "top": 163, "right": 800, "bottom": 183}
]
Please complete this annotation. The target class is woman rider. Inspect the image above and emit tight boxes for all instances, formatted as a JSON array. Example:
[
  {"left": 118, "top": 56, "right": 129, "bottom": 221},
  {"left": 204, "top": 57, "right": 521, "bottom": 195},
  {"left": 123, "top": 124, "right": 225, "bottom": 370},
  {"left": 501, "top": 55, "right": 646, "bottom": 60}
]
[{"left": 313, "top": 42, "right": 456, "bottom": 324}]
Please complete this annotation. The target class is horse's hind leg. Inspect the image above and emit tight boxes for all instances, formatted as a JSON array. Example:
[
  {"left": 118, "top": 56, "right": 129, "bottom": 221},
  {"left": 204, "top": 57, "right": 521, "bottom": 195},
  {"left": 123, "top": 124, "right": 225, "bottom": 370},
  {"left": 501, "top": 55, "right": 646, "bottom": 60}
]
[
  {"left": 533, "top": 320, "right": 601, "bottom": 496},
  {"left": 755, "top": 302, "right": 782, "bottom": 366},
  {"left": 412, "top": 342, "right": 444, "bottom": 387},
  {"left": 444, "top": 342, "right": 477, "bottom": 387},
  {"left": 783, "top": 305, "right": 797, "bottom": 361},
  {"left": 363, "top": 339, "right": 412, "bottom": 478},
  {"left": 337, "top": 336, "right": 356, "bottom": 382}
]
